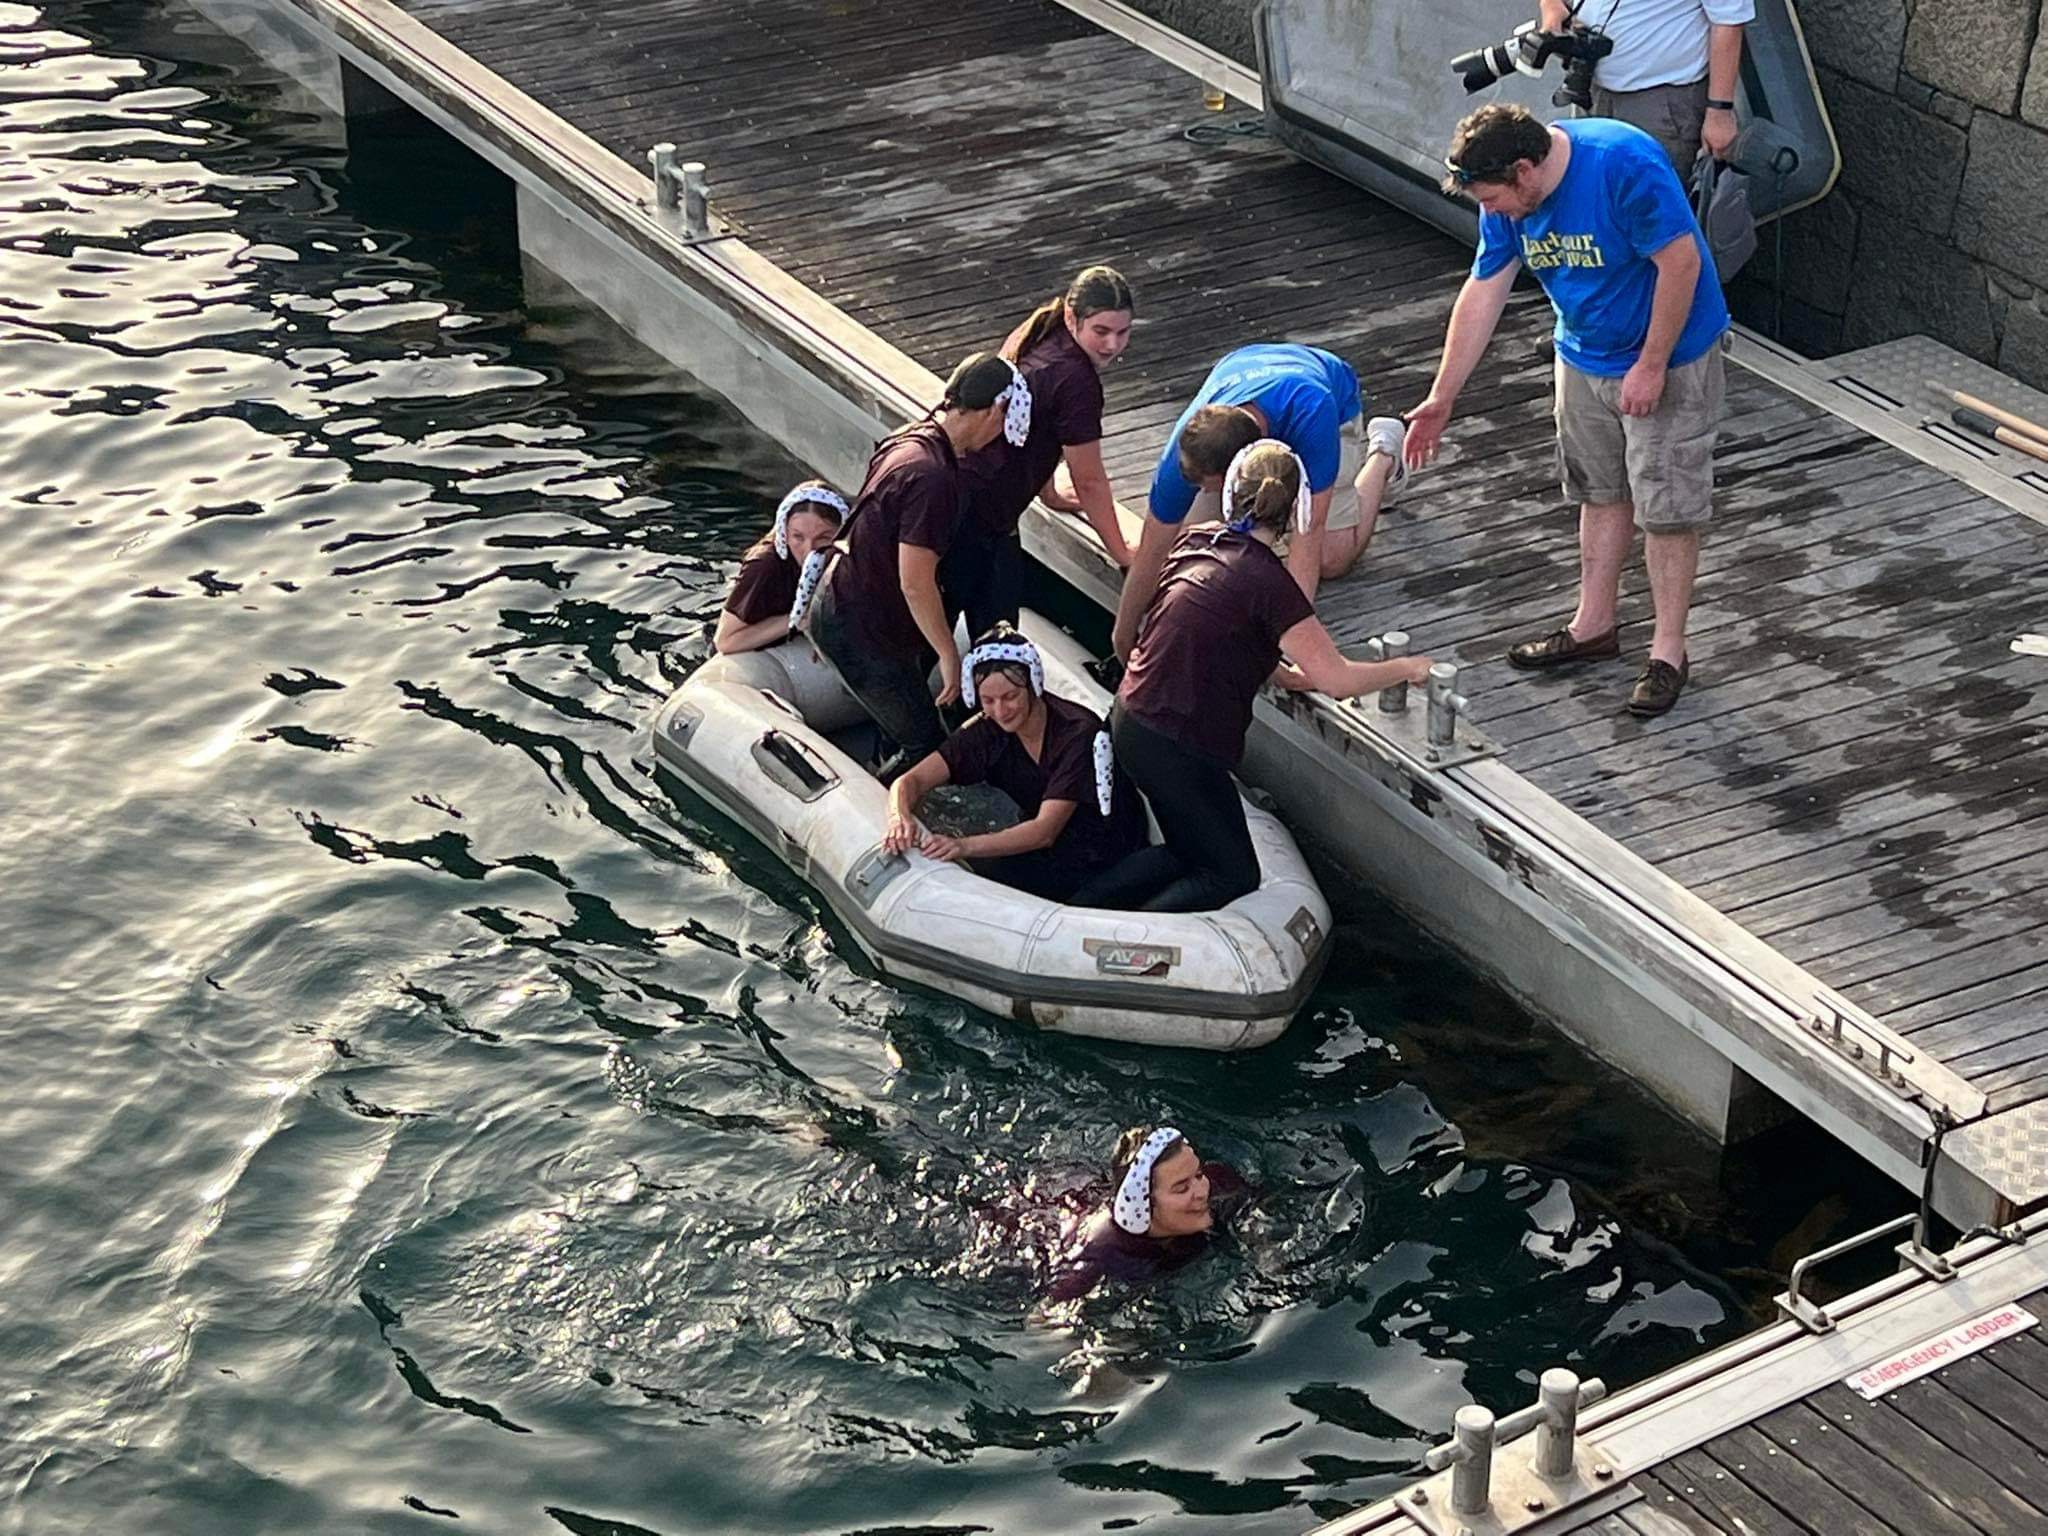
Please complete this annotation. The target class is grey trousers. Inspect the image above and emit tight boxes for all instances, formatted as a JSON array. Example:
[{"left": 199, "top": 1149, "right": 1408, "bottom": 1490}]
[{"left": 1590, "top": 76, "right": 1707, "bottom": 179}]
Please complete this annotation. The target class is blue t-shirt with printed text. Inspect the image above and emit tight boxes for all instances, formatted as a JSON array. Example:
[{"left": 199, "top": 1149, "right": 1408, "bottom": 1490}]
[
  {"left": 1473, "top": 118, "right": 1728, "bottom": 377},
  {"left": 1147, "top": 344, "right": 1362, "bottom": 524}
]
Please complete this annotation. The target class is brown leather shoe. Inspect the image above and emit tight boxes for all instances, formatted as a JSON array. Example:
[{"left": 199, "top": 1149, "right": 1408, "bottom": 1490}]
[
  {"left": 1506, "top": 624, "right": 1620, "bottom": 671},
  {"left": 1627, "top": 657, "right": 1690, "bottom": 716}
]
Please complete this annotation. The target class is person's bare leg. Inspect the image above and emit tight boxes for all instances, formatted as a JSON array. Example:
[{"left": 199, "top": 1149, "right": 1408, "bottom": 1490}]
[
  {"left": 1318, "top": 456, "right": 1391, "bottom": 580},
  {"left": 1569, "top": 499, "right": 1634, "bottom": 639},
  {"left": 1643, "top": 528, "right": 1698, "bottom": 667}
]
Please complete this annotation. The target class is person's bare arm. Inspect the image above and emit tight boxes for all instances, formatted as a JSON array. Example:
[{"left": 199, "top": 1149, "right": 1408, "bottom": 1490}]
[
  {"left": 1538, "top": 0, "right": 1569, "bottom": 27},
  {"left": 924, "top": 799, "right": 1078, "bottom": 862},
  {"left": 1278, "top": 615, "right": 1435, "bottom": 698},
  {"left": 884, "top": 753, "right": 951, "bottom": 853},
  {"left": 1060, "top": 440, "right": 1132, "bottom": 567},
  {"left": 1702, "top": 23, "right": 1743, "bottom": 158},
  {"left": 713, "top": 609, "right": 791, "bottom": 654},
  {"left": 900, "top": 544, "right": 961, "bottom": 704},
  {"left": 1111, "top": 515, "right": 1177, "bottom": 661},
  {"left": 1617, "top": 233, "right": 1701, "bottom": 416},
  {"left": 1404, "top": 263, "right": 1519, "bottom": 467},
  {"left": 1283, "top": 486, "right": 1336, "bottom": 604}
]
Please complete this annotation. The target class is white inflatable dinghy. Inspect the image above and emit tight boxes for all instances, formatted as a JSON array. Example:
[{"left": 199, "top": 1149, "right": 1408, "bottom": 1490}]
[{"left": 650, "top": 615, "right": 1331, "bottom": 1050}]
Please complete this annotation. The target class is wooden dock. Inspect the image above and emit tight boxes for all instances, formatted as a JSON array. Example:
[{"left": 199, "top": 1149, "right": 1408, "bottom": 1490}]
[
  {"left": 1305, "top": 1210, "right": 2048, "bottom": 1536},
  {"left": 198, "top": 0, "right": 2048, "bottom": 1222}
]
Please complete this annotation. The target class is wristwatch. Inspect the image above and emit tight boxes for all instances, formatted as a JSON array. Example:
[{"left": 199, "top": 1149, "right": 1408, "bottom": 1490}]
[{"left": 1706, "top": 97, "right": 1736, "bottom": 110}]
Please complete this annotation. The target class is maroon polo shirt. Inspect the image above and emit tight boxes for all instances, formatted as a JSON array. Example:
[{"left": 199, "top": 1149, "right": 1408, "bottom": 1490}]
[
  {"left": 723, "top": 542, "right": 798, "bottom": 624},
  {"left": 957, "top": 325, "right": 1105, "bottom": 538},
  {"left": 1119, "top": 526, "right": 1314, "bottom": 766},
  {"left": 938, "top": 692, "right": 1147, "bottom": 876},
  {"left": 824, "top": 422, "right": 960, "bottom": 656}
]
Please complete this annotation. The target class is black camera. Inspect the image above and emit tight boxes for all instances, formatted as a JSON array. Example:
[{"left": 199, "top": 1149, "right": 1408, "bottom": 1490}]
[{"left": 1450, "top": 22, "right": 1615, "bottom": 110}]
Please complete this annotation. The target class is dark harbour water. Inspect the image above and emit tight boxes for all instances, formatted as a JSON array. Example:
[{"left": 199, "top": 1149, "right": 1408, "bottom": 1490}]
[{"left": 0, "top": 4, "right": 1907, "bottom": 1533}]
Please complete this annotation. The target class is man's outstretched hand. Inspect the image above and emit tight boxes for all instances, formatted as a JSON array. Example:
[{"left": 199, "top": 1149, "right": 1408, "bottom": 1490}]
[{"left": 1403, "top": 395, "right": 1452, "bottom": 470}]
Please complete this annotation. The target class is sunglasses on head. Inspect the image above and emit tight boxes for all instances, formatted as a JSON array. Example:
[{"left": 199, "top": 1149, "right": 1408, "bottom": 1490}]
[{"left": 1443, "top": 155, "right": 1515, "bottom": 186}]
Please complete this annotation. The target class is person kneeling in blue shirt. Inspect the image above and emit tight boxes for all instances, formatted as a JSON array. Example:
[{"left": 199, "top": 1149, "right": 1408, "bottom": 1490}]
[{"left": 1406, "top": 104, "right": 1729, "bottom": 718}]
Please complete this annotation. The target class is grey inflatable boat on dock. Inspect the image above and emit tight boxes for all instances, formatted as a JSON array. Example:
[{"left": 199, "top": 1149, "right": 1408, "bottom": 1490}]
[{"left": 1256, "top": 0, "right": 1839, "bottom": 242}]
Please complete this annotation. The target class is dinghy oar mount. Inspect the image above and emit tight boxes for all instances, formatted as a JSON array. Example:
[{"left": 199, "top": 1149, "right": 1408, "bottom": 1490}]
[
  {"left": 647, "top": 142, "right": 718, "bottom": 242},
  {"left": 1408, "top": 1368, "right": 1624, "bottom": 1535}
]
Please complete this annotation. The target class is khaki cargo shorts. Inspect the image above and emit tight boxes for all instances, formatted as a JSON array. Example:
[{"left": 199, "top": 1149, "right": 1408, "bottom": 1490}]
[
  {"left": 1554, "top": 346, "right": 1723, "bottom": 533},
  {"left": 1186, "top": 416, "right": 1368, "bottom": 531}
]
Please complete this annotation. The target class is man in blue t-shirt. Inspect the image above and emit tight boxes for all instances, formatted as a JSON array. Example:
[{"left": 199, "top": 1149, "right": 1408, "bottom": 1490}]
[
  {"left": 1405, "top": 103, "right": 1729, "bottom": 717},
  {"left": 1112, "top": 343, "right": 1411, "bottom": 659}
]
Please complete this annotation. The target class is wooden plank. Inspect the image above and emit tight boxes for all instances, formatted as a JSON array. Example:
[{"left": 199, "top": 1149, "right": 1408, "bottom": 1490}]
[
  {"left": 1658, "top": 746, "right": 2048, "bottom": 903},
  {"left": 1932, "top": 1350, "right": 2048, "bottom": 1455},
  {"left": 1882, "top": 958, "right": 2048, "bottom": 1034},
  {"left": 1618, "top": 1499, "right": 1737, "bottom": 1536},
  {"left": 1803, "top": 1382, "right": 2048, "bottom": 1534},
  {"left": 1743, "top": 841, "right": 2048, "bottom": 956},
  {"left": 1652, "top": 725, "right": 2048, "bottom": 892},
  {"left": 1981, "top": 1317, "right": 2048, "bottom": 1402},
  {"left": 1749, "top": 1400, "right": 1979, "bottom": 1536},
  {"left": 1699, "top": 1424, "right": 1900, "bottom": 1535},
  {"left": 1914, "top": 986, "right": 2048, "bottom": 1051},
  {"left": 1893, "top": 1370, "right": 2048, "bottom": 1517},
  {"left": 1639, "top": 1453, "right": 1792, "bottom": 1536},
  {"left": 1989, "top": 1070, "right": 2048, "bottom": 1112}
]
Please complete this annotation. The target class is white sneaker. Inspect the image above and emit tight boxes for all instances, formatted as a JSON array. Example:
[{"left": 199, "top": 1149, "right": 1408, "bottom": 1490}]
[{"left": 1364, "top": 416, "right": 1412, "bottom": 505}]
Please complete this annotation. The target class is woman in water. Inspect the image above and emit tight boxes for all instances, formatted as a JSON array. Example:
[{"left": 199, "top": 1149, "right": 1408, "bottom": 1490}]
[
  {"left": 945, "top": 266, "right": 1137, "bottom": 637},
  {"left": 1046, "top": 1126, "right": 1246, "bottom": 1304},
  {"left": 881, "top": 625, "right": 1147, "bottom": 903},
  {"left": 797, "top": 352, "right": 1018, "bottom": 775},
  {"left": 1087, "top": 440, "right": 1435, "bottom": 913},
  {"left": 712, "top": 479, "right": 847, "bottom": 655}
]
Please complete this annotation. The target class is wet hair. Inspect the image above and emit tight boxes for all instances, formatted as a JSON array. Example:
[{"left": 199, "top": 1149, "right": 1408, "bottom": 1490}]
[
  {"left": 967, "top": 621, "right": 1036, "bottom": 697},
  {"left": 1009, "top": 265, "right": 1136, "bottom": 360},
  {"left": 941, "top": 351, "right": 1016, "bottom": 413},
  {"left": 1111, "top": 1125, "right": 1187, "bottom": 1188},
  {"left": 1176, "top": 404, "right": 1264, "bottom": 483},
  {"left": 1442, "top": 103, "right": 1553, "bottom": 193},
  {"left": 1227, "top": 442, "right": 1304, "bottom": 534}
]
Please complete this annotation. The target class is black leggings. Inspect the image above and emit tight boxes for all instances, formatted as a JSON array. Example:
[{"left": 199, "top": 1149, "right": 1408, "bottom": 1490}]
[
  {"left": 939, "top": 521, "right": 1023, "bottom": 641},
  {"left": 808, "top": 578, "right": 944, "bottom": 766},
  {"left": 1079, "top": 709, "right": 1258, "bottom": 913}
]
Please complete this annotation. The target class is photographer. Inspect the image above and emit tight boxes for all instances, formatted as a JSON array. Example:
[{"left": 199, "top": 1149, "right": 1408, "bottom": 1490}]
[
  {"left": 1405, "top": 104, "right": 1728, "bottom": 718},
  {"left": 1537, "top": 0, "right": 1751, "bottom": 173}
]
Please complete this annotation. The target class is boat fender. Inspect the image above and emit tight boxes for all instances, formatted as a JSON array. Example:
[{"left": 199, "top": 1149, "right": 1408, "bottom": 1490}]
[{"left": 1093, "top": 731, "right": 1115, "bottom": 817}]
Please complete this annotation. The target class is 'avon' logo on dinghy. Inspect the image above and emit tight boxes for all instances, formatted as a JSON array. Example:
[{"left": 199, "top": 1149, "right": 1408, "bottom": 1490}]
[{"left": 1082, "top": 939, "right": 1180, "bottom": 977}]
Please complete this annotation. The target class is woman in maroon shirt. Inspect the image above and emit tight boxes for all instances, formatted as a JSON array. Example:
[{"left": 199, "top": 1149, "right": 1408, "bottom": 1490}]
[
  {"left": 1089, "top": 441, "right": 1435, "bottom": 913},
  {"left": 713, "top": 479, "right": 847, "bottom": 655},
  {"left": 1044, "top": 1125, "right": 1249, "bottom": 1305},
  {"left": 946, "top": 267, "right": 1137, "bottom": 637},
  {"left": 799, "top": 353, "right": 1016, "bottom": 775},
  {"left": 880, "top": 625, "right": 1147, "bottom": 903}
]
